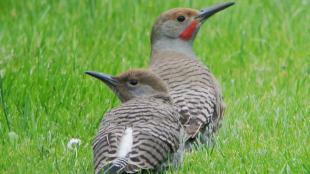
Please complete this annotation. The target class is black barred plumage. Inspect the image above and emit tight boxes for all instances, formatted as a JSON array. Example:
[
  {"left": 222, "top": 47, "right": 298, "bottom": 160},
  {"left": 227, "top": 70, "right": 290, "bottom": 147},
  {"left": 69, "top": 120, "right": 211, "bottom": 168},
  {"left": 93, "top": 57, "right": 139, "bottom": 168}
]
[
  {"left": 103, "top": 158, "right": 128, "bottom": 174},
  {"left": 150, "top": 52, "right": 225, "bottom": 147},
  {"left": 93, "top": 96, "right": 182, "bottom": 174}
]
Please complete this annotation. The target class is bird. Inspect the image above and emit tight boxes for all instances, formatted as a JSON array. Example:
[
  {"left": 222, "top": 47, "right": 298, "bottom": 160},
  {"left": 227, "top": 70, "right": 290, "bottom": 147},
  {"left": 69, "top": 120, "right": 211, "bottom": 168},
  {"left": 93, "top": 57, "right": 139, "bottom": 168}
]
[
  {"left": 85, "top": 69, "right": 185, "bottom": 174},
  {"left": 149, "top": 2, "right": 234, "bottom": 148}
]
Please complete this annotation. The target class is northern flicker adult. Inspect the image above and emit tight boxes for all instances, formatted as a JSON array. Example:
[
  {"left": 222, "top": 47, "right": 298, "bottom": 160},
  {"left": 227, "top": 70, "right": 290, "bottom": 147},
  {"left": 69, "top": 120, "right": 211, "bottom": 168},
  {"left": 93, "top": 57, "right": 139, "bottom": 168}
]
[
  {"left": 85, "top": 69, "right": 184, "bottom": 174},
  {"left": 149, "top": 2, "right": 234, "bottom": 146}
]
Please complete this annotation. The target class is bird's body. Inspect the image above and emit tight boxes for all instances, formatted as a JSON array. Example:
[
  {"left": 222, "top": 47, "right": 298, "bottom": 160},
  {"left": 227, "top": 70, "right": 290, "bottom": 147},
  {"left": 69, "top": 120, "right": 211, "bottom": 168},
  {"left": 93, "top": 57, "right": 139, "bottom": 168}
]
[
  {"left": 85, "top": 70, "right": 184, "bottom": 174},
  {"left": 150, "top": 51, "right": 224, "bottom": 145},
  {"left": 148, "top": 2, "right": 234, "bottom": 146},
  {"left": 93, "top": 95, "right": 182, "bottom": 173}
]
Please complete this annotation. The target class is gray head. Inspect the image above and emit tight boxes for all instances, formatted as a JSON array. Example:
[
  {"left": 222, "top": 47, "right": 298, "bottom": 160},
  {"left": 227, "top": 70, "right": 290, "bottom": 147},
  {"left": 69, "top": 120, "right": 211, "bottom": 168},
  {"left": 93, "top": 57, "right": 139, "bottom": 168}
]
[
  {"left": 151, "top": 2, "right": 234, "bottom": 53},
  {"left": 85, "top": 69, "right": 168, "bottom": 102}
]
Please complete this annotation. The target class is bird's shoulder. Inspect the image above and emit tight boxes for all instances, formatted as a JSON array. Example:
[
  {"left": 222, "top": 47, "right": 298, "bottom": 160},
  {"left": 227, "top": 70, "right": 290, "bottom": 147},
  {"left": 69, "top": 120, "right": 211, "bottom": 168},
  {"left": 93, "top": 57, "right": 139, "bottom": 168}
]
[{"left": 101, "top": 95, "right": 179, "bottom": 122}]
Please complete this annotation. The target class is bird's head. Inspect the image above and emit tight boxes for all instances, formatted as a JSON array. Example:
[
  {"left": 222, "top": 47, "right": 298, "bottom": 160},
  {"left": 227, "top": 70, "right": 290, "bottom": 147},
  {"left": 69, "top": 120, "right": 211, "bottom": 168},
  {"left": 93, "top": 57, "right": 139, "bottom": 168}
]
[
  {"left": 151, "top": 2, "right": 234, "bottom": 45},
  {"left": 85, "top": 69, "right": 168, "bottom": 102}
]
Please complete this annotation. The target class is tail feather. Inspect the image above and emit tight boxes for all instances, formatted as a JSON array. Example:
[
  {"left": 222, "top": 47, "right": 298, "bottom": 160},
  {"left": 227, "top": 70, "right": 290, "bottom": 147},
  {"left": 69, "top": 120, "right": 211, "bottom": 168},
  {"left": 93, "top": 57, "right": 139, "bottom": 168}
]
[
  {"left": 102, "top": 165, "right": 122, "bottom": 174},
  {"left": 101, "top": 158, "right": 128, "bottom": 174}
]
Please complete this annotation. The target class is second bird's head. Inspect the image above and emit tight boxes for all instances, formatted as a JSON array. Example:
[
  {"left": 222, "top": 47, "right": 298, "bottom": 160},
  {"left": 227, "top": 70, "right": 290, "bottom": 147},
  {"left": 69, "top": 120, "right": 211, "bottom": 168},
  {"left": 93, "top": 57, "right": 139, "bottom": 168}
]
[
  {"left": 151, "top": 2, "right": 234, "bottom": 44},
  {"left": 85, "top": 69, "right": 168, "bottom": 102}
]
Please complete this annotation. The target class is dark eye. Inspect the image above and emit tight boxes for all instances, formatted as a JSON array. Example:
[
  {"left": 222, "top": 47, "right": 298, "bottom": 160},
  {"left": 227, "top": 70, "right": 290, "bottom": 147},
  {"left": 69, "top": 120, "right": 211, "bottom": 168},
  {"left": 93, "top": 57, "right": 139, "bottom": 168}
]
[
  {"left": 129, "top": 79, "right": 138, "bottom": 86},
  {"left": 177, "top": 16, "right": 186, "bottom": 22}
]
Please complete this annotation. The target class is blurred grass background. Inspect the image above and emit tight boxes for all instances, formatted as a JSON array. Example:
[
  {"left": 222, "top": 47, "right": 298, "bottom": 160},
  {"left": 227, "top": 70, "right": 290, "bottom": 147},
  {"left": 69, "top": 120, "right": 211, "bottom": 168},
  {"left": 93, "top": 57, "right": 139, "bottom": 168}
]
[{"left": 0, "top": 0, "right": 309, "bottom": 173}]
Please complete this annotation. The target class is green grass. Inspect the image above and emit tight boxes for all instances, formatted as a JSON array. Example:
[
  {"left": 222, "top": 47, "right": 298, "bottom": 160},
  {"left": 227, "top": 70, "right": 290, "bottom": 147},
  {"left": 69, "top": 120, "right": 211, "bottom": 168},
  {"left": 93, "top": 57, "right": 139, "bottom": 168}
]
[{"left": 0, "top": 0, "right": 309, "bottom": 173}]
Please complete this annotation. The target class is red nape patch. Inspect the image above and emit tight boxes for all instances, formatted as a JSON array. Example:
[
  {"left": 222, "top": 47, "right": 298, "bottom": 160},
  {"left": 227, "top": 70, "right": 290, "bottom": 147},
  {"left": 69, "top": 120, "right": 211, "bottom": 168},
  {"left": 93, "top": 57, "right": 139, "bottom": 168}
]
[{"left": 179, "top": 21, "right": 198, "bottom": 40}]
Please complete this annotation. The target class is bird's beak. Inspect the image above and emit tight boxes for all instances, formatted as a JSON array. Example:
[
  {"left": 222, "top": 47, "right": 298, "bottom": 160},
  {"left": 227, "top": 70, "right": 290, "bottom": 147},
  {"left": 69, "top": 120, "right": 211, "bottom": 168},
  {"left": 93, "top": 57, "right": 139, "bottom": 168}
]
[
  {"left": 85, "top": 71, "right": 119, "bottom": 87},
  {"left": 195, "top": 2, "right": 235, "bottom": 23}
]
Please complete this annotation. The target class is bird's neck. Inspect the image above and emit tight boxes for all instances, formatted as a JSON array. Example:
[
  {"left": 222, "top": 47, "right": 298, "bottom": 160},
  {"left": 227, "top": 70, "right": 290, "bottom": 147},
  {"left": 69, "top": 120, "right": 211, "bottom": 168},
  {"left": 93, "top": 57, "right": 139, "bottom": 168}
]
[
  {"left": 151, "top": 38, "right": 196, "bottom": 60},
  {"left": 127, "top": 93, "right": 172, "bottom": 104},
  {"left": 151, "top": 93, "right": 173, "bottom": 104}
]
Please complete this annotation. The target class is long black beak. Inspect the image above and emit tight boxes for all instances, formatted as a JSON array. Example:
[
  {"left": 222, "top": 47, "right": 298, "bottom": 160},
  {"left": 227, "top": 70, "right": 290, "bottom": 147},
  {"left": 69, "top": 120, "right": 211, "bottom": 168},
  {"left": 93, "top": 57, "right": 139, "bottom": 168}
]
[
  {"left": 196, "top": 2, "right": 235, "bottom": 22},
  {"left": 85, "top": 71, "right": 119, "bottom": 87}
]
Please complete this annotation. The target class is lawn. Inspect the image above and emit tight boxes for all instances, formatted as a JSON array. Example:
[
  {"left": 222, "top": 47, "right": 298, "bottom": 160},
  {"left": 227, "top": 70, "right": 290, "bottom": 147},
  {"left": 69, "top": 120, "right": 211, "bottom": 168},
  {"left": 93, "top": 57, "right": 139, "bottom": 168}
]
[{"left": 0, "top": 0, "right": 309, "bottom": 173}]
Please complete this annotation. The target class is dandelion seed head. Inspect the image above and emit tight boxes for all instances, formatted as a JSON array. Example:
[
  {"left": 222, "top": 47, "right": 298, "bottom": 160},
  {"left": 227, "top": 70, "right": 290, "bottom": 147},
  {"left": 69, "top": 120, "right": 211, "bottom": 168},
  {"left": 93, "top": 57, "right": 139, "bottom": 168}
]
[{"left": 67, "top": 138, "right": 81, "bottom": 150}]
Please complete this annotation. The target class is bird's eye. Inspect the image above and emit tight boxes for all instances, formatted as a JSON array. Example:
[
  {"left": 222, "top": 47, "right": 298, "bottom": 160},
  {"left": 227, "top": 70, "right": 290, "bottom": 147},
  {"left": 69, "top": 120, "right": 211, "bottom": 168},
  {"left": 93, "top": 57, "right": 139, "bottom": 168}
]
[
  {"left": 177, "top": 16, "right": 186, "bottom": 22},
  {"left": 128, "top": 79, "right": 138, "bottom": 86}
]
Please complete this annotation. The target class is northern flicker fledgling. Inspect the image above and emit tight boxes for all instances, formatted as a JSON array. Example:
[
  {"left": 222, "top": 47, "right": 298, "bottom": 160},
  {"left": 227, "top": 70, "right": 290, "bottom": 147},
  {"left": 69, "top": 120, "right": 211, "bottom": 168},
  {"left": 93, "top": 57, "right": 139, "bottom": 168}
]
[
  {"left": 149, "top": 2, "right": 234, "bottom": 147},
  {"left": 85, "top": 69, "right": 184, "bottom": 174}
]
